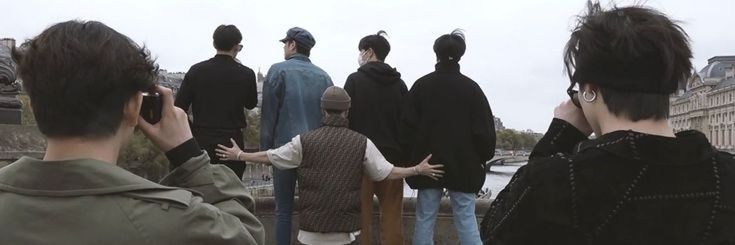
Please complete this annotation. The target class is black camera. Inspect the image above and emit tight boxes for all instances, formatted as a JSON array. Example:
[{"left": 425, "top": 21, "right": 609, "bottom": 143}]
[{"left": 140, "top": 92, "right": 162, "bottom": 124}]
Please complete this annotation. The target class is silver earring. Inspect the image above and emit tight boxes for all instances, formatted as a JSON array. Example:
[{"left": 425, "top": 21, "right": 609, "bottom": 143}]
[{"left": 582, "top": 91, "right": 597, "bottom": 102}]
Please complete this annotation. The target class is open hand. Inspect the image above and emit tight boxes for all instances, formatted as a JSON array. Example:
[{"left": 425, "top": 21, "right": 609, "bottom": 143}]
[
  {"left": 416, "top": 154, "right": 445, "bottom": 180},
  {"left": 215, "top": 138, "right": 243, "bottom": 161}
]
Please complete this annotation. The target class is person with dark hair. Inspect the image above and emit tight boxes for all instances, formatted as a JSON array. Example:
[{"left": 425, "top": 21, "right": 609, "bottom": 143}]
[
  {"left": 0, "top": 20, "right": 264, "bottom": 244},
  {"left": 481, "top": 2, "right": 735, "bottom": 244},
  {"left": 261, "top": 26, "right": 333, "bottom": 245},
  {"left": 175, "top": 24, "right": 257, "bottom": 178},
  {"left": 218, "top": 86, "right": 444, "bottom": 245},
  {"left": 343, "top": 30, "right": 408, "bottom": 244},
  {"left": 401, "top": 29, "right": 496, "bottom": 245}
]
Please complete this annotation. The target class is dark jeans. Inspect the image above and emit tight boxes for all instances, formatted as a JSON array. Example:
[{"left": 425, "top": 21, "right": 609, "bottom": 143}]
[
  {"left": 273, "top": 167, "right": 297, "bottom": 245},
  {"left": 193, "top": 127, "right": 246, "bottom": 178}
]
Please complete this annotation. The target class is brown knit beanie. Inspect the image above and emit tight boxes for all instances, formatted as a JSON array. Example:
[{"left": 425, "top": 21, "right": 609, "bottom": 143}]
[{"left": 321, "top": 86, "right": 351, "bottom": 110}]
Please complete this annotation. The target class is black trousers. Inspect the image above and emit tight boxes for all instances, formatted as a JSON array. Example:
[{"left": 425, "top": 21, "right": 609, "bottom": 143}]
[{"left": 192, "top": 127, "right": 246, "bottom": 179}]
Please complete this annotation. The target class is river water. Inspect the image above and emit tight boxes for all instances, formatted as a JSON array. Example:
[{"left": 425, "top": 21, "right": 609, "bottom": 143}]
[
  {"left": 402, "top": 162, "right": 524, "bottom": 199},
  {"left": 243, "top": 162, "right": 525, "bottom": 199}
]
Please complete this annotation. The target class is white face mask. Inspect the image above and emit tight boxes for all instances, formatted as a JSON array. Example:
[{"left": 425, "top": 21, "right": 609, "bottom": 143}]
[{"left": 358, "top": 51, "right": 368, "bottom": 66}]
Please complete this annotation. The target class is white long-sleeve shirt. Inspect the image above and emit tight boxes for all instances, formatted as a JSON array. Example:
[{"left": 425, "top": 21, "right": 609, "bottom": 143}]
[{"left": 265, "top": 135, "right": 396, "bottom": 245}]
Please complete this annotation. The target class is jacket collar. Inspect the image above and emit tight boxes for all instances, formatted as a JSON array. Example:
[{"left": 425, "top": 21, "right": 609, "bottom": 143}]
[
  {"left": 575, "top": 130, "right": 714, "bottom": 165},
  {"left": 213, "top": 54, "right": 236, "bottom": 61},
  {"left": 0, "top": 157, "right": 174, "bottom": 196},
  {"left": 435, "top": 61, "right": 460, "bottom": 73},
  {"left": 287, "top": 53, "right": 311, "bottom": 63}
]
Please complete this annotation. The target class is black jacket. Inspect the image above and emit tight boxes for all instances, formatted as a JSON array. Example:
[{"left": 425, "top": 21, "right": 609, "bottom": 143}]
[
  {"left": 344, "top": 62, "right": 407, "bottom": 162},
  {"left": 175, "top": 55, "right": 258, "bottom": 129},
  {"left": 400, "top": 61, "right": 496, "bottom": 193},
  {"left": 481, "top": 119, "right": 735, "bottom": 245}
]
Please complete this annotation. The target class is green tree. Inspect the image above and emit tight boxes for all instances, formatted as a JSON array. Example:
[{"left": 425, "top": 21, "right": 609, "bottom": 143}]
[
  {"left": 496, "top": 129, "right": 540, "bottom": 150},
  {"left": 243, "top": 108, "right": 260, "bottom": 149}
]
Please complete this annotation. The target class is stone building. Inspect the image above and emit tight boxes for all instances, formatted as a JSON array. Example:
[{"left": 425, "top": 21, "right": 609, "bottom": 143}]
[
  {"left": 0, "top": 38, "right": 15, "bottom": 50},
  {"left": 156, "top": 69, "right": 184, "bottom": 95},
  {"left": 256, "top": 68, "right": 264, "bottom": 107},
  {"left": 670, "top": 56, "right": 735, "bottom": 151}
]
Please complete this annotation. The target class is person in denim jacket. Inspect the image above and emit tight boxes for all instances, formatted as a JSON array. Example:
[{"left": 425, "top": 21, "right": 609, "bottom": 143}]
[{"left": 260, "top": 27, "right": 333, "bottom": 245}]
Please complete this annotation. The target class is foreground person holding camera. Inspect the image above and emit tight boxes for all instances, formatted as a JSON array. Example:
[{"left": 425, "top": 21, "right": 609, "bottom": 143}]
[
  {"left": 0, "top": 20, "right": 264, "bottom": 245},
  {"left": 481, "top": 2, "right": 735, "bottom": 244}
]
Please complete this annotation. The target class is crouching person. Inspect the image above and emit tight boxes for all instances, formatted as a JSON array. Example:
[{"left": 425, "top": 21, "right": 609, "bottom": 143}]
[
  {"left": 0, "top": 20, "right": 264, "bottom": 245},
  {"left": 217, "top": 86, "right": 444, "bottom": 245}
]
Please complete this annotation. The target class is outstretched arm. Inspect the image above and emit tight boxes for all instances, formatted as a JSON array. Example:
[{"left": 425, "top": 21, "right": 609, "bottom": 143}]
[
  {"left": 385, "top": 154, "right": 444, "bottom": 180},
  {"left": 362, "top": 139, "right": 445, "bottom": 181},
  {"left": 216, "top": 138, "right": 271, "bottom": 164}
]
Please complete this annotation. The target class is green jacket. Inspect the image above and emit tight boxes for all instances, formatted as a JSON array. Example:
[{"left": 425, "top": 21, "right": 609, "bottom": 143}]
[{"left": 0, "top": 152, "right": 265, "bottom": 245}]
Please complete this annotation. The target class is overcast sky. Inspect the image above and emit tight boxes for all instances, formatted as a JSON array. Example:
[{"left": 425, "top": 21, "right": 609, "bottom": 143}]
[{"left": 5, "top": 0, "right": 735, "bottom": 132}]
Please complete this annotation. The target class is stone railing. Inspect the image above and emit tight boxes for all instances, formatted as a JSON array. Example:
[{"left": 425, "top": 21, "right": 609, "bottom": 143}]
[{"left": 253, "top": 196, "right": 492, "bottom": 244}]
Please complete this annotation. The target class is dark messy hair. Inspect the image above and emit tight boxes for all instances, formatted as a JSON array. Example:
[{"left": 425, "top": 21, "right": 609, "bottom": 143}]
[
  {"left": 433, "top": 29, "right": 466, "bottom": 62},
  {"left": 213, "top": 24, "right": 242, "bottom": 51},
  {"left": 358, "top": 30, "right": 390, "bottom": 61},
  {"left": 13, "top": 20, "right": 158, "bottom": 139},
  {"left": 563, "top": 1, "right": 692, "bottom": 121}
]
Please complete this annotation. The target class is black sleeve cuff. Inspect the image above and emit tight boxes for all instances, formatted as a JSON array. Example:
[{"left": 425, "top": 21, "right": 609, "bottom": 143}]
[
  {"left": 530, "top": 118, "right": 588, "bottom": 158},
  {"left": 165, "top": 138, "right": 202, "bottom": 169}
]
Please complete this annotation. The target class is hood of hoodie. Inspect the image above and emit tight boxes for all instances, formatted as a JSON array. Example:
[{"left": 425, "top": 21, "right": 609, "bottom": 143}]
[{"left": 357, "top": 61, "right": 402, "bottom": 85}]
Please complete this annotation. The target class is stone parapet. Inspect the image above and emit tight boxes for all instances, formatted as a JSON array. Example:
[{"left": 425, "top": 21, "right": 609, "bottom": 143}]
[{"left": 253, "top": 196, "right": 492, "bottom": 244}]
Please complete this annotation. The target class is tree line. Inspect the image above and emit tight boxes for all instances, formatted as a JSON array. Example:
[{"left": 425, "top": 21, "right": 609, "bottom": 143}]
[{"left": 496, "top": 129, "right": 542, "bottom": 151}]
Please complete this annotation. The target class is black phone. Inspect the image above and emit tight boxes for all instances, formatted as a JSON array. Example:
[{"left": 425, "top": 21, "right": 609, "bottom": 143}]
[{"left": 140, "top": 92, "right": 162, "bottom": 124}]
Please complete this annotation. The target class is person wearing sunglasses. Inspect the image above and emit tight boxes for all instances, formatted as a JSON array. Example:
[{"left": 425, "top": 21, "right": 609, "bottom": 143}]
[
  {"left": 481, "top": 1, "right": 735, "bottom": 244},
  {"left": 174, "top": 24, "right": 257, "bottom": 179}
]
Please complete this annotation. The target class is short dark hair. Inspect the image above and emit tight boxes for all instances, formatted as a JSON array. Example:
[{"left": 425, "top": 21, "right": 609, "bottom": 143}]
[
  {"left": 213, "top": 25, "right": 242, "bottom": 51},
  {"left": 564, "top": 1, "right": 692, "bottom": 121},
  {"left": 358, "top": 31, "right": 390, "bottom": 61},
  {"left": 14, "top": 20, "right": 157, "bottom": 139},
  {"left": 433, "top": 29, "right": 466, "bottom": 62},
  {"left": 286, "top": 40, "right": 311, "bottom": 57},
  {"left": 598, "top": 87, "right": 671, "bottom": 121}
]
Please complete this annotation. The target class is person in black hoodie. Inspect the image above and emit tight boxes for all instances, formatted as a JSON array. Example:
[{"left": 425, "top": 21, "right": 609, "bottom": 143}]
[
  {"left": 344, "top": 30, "right": 408, "bottom": 245},
  {"left": 401, "top": 29, "right": 496, "bottom": 245}
]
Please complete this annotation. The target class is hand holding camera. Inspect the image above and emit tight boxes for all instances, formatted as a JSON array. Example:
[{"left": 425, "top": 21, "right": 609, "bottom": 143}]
[
  {"left": 137, "top": 86, "right": 193, "bottom": 152},
  {"left": 554, "top": 99, "right": 593, "bottom": 136}
]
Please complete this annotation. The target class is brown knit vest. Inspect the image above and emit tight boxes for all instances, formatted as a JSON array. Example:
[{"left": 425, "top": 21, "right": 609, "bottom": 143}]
[{"left": 298, "top": 115, "right": 366, "bottom": 232}]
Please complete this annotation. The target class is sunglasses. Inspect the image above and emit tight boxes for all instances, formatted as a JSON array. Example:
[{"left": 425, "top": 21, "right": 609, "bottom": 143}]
[{"left": 566, "top": 82, "right": 582, "bottom": 108}]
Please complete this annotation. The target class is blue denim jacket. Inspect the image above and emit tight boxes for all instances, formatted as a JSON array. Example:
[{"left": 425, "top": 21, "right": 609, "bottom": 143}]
[{"left": 260, "top": 54, "right": 333, "bottom": 150}]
